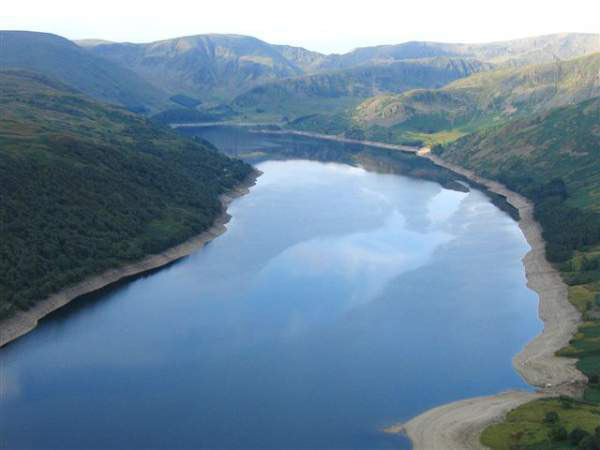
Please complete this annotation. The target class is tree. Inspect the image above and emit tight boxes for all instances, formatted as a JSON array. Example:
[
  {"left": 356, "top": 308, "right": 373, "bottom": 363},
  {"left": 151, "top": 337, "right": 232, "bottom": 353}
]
[
  {"left": 571, "top": 428, "right": 591, "bottom": 445},
  {"left": 544, "top": 411, "right": 560, "bottom": 424},
  {"left": 550, "top": 425, "right": 567, "bottom": 442}
]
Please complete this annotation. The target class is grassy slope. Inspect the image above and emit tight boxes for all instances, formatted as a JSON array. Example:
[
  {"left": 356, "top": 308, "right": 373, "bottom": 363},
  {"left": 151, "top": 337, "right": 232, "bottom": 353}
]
[
  {"left": 481, "top": 397, "right": 600, "bottom": 449},
  {"left": 349, "top": 52, "right": 600, "bottom": 145},
  {"left": 84, "top": 32, "right": 599, "bottom": 123},
  {"left": 69, "top": 32, "right": 600, "bottom": 131},
  {"left": 0, "top": 31, "right": 170, "bottom": 112},
  {"left": 231, "top": 57, "right": 492, "bottom": 122},
  {"left": 0, "top": 70, "right": 252, "bottom": 319},
  {"left": 437, "top": 97, "right": 600, "bottom": 210},
  {"left": 436, "top": 97, "right": 600, "bottom": 449},
  {"left": 250, "top": 34, "right": 600, "bottom": 138},
  {"left": 88, "top": 34, "right": 304, "bottom": 103}
]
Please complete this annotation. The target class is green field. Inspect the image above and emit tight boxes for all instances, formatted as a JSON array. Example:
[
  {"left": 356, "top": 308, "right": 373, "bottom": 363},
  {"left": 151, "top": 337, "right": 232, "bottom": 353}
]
[{"left": 482, "top": 398, "right": 600, "bottom": 449}]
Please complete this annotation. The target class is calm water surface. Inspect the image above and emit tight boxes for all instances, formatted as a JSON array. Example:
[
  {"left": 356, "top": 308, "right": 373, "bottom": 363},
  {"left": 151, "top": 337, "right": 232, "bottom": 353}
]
[{"left": 0, "top": 156, "right": 541, "bottom": 449}]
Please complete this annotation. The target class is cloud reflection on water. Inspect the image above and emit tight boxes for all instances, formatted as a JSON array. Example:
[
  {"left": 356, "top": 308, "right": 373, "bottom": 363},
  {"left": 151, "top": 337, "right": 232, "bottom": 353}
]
[{"left": 246, "top": 179, "right": 468, "bottom": 338}]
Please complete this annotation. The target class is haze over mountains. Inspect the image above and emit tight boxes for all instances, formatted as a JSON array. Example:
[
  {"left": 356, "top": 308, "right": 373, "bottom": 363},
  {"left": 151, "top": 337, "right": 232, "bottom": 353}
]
[{"left": 320, "top": 33, "right": 600, "bottom": 69}]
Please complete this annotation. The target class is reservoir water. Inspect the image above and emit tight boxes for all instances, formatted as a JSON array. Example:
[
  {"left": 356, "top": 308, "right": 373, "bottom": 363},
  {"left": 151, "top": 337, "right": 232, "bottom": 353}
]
[{"left": 0, "top": 132, "right": 541, "bottom": 449}]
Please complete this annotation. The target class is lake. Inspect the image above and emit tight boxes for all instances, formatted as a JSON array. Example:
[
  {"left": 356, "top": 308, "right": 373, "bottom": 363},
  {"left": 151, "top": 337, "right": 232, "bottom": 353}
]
[{"left": 0, "top": 130, "right": 541, "bottom": 449}]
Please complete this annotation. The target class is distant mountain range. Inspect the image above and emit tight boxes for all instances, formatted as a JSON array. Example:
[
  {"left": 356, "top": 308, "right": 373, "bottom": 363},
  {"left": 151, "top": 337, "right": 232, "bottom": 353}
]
[
  {"left": 85, "top": 34, "right": 304, "bottom": 103},
  {"left": 82, "top": 31, "right": 600, "bottom": 110},
  {"left": 315, "top": 33, "right": 600, "bottom": 70},
  {"left": 2, "top": 29, "right": 599, "bottom": 446},
  {"left": 2, "top": 30, "right": 599, "bottom": 122}
]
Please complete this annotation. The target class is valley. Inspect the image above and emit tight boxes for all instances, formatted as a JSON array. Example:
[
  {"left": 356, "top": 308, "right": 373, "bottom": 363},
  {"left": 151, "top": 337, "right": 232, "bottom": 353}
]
[
  {"left": 1, "top": 26, "right": 599, "bottom": 450},
  {"left": 0, "top": 139, "right": 540, "bottom": 450}
]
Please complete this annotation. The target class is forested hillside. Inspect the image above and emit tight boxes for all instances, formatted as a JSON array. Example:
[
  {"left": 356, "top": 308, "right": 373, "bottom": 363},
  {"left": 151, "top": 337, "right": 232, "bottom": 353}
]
[{"left": 0, "top": 70, "right": 252, "bottom": 319}]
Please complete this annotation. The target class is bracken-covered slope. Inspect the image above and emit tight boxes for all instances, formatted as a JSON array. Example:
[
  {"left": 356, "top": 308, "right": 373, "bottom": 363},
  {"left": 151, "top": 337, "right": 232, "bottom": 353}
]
[
  {"left": 0, "top": 70, "right": 252, "bottom": 318},
  {"left": 437, "top": 97, "right": 600, "bottom": 450},
  {"left": 353, "top": 52, "right": 600, "bottom": 135},
  {"left": 0, "top": 31, "right": 170, "bottom": 112},
  {"left": 434, "top": 95, "right": 600, "bottom": 276},
  {"left": 437, "top": 96, "right": 600, "bottom": 211}
]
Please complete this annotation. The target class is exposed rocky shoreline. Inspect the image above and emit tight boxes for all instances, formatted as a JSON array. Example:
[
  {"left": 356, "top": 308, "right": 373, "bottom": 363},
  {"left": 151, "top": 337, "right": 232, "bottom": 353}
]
[
  {"left": 1, "top": 130, "right": 586, "bottom": 449},
  {"left": 235, "top": 127, "right": 585, "bottom": 449},
  {"left": 390, "top": 151, "right": 585, "bottom": 450}
]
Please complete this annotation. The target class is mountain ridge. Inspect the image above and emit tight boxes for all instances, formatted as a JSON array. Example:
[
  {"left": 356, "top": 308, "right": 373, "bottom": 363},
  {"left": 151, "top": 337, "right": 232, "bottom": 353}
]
[
  {"left": 345, "top": 51, "right": 600, "bottom": 143},
  {"left": 87, "top": 34, "right": 305, "bottom": 103},
  {"left": 79, "top": 32, "right": 600, "bottom": 109},
  {"left": 231, "top": 57, "right": 494, "bottom": 120},
  {"left": 0, "top": 31, "right": 170, "bottom": 112},
  {"left": 321, "top": 32, "right": 600, "bottom": 69}
]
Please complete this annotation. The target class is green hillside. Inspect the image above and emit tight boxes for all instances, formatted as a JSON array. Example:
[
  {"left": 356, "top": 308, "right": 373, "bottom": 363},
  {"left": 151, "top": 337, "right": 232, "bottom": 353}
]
[
  {"left": 0, "top": 70, "right": 252, "bottom": 319},
  {"left": 81, "top": 32, "right": 599, "bottom": 118},
  {"left": 437, "top": 97, "right": 600, "bottom": 212},
  {"left": 88, "top": 34, "right": 304, "bottom": 103},
  {"left": 434, "top": 97, "right": 600, "bottom": 448},
  {"left": 0, "top": 31, "right": 170, "bottom": 112},
  {"left": 231, "top": 57, "right": 492, "bottom": 121},
  {"left": 347, "top": 52, "right": 600, "bottom": 145},
  {"left": 435, "top": 96, "right": 600, "bottom": 263}
]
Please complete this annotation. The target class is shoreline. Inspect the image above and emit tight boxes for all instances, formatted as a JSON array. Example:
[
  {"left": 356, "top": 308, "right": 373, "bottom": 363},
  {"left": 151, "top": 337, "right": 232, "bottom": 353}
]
[
  {"left": 230, "top": 125, "right": 584, "bottom": 449},
  {"left": 423, "top": 152, "right": 585, "bottom": 391},
  {"left": 393, "top": 151, "right": 586, "bottom": 450},
  {"left": 250, "top": 128, "right": 420, "bottom": 153},
  {"left": 2, "top": 123, "right": 586, "bottom": 447},
  {"left": 171, "top": 121, "right": 285, "bottom": 129},
  {"left": 0, "top": 169, "right": 261, "bottom": 348}
]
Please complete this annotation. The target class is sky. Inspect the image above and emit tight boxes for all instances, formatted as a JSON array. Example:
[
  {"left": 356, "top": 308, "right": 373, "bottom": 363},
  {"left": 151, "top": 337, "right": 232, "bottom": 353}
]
[{"left": 1, "top": 0, "right": 598, "bottom": 54}]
